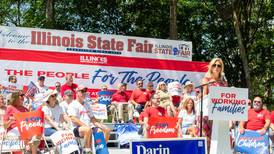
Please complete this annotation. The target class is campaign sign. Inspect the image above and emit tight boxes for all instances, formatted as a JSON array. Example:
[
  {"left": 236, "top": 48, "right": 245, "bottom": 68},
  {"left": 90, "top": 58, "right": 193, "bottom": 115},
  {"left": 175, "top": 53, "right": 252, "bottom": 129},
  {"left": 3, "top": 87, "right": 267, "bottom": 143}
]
[
  {"left": 0, "top": 127, "right": 23, "bottom": 151},
  {"left": 14, "top": 110, "right": 44, "bottom": 140},
  {"left": 167, "top": 81, "right": 182, "bottom": 96},
  {"left": 98, "top": 91, "right": 113, "bottom": 106},
  {"left": 93, "top": 131, "right": 109, "bottom": 154},
  {"left": 0, "top": 81, "right": 23, "bottom": 96},
  {"left": 147, "top": 117, "right": 178, "bottom": 138},
  {"left": 90, "top": 104, "right": 108, "bottom": 119},
  {"left": 131, "top": 138, "right": 206, "bottom": 154},
  {"left": 208, "top": 87, "right": 248, "bottom": 121},
  {"left": 235, "top": 130, "right": 269, "bottom": 154},
  {"left": 50, "top": 130, "right": 79, "bottom": 154}
]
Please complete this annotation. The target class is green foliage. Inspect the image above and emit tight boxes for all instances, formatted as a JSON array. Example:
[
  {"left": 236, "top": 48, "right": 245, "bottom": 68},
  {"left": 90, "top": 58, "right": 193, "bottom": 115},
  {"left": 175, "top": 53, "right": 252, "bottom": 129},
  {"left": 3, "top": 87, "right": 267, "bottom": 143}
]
[{"left": 0, "top": 0, "right": 273, "bottom": 107}]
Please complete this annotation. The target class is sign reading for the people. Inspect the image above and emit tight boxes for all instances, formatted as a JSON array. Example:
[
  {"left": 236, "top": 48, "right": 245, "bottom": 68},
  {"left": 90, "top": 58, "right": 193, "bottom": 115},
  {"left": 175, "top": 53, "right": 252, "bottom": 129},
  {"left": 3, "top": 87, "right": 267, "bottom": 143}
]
[
  {"left": 208, "top": 87, "right": 248, "bottom": 121},
  {"left": 147, "top": 117, "right": 178, "bottom": 138}
]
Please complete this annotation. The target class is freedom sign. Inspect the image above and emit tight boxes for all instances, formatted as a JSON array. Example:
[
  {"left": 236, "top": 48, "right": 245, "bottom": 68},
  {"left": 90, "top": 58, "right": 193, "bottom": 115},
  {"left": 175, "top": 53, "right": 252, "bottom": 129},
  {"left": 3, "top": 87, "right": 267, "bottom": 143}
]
[
  {"left": 50, "top": 130, "right": 79, "bottom": 154},
  {"left": 235, "top": 130, "right": 269, "bottom": 154},
  {"left": 147, "top": 117, "right": 178, "bottom": 138},
  {"left": 0, "top": 26, "right": 207, "bottom": 97},
  {"left": 208, "top": 87, "right": 248, "bottom": 121},
  {"left": 14, "top": 110, "right": 44, "bottom": 140},
  {"left": 131, "top": 138, "right": 206, "bottom": 154}
]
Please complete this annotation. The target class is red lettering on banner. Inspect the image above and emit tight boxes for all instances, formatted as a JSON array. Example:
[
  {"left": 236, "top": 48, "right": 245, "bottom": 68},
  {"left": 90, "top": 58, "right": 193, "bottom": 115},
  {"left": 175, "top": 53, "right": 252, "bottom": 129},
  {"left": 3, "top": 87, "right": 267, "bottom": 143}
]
[
  {"left": 31, "top": 31, "right": 84, "bottom": 48},
  {"left": 5, "top": 69, "right": 33, "bottom": 76},
  {"left": 87, "top": 35, "right": 124, "bottom": 51},
  {"left": 37, "top": 71, "right": 89, "bottom": 79},
  {"left": 127, "top": 39, "right": 153, "bottom": 53}
]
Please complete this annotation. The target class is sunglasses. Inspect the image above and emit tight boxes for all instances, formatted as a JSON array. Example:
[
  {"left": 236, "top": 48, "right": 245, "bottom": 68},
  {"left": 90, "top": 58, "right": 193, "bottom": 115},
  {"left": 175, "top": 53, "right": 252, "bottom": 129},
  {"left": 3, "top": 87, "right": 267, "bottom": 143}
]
[
  {"left": 212, "top": 64, "right": 222, "bottom": 68},
  {"left": 50, "top": 94, "right": 57, "bottom": 98},
  {"left": 138, "top": 83, "right": 143, "bottom": 85},
  {"left": 253, "top": 100, "right": 261, "bottom": 103},
  {"left": 19, "top": 94, "right": 25, "bottom": 97},
  {"left": 55, "top": 85, "right": 61, "bottom": 87}
]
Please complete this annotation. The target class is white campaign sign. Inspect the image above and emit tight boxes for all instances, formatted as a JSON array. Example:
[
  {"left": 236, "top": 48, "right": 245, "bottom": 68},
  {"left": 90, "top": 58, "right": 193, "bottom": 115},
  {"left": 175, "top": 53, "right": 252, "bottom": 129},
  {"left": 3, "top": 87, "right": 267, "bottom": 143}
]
[
  {"left": 0, "top": 127, "right": 23, "bottom": 151},
  {"left": 90, "top": 104, "right": 108, "bottom": 119},
  {"left": 208, "top": 86, "right": 248, "bottom": 121},
  {"left": 50, "top": 130, "right": 79, "bottom": 154}
]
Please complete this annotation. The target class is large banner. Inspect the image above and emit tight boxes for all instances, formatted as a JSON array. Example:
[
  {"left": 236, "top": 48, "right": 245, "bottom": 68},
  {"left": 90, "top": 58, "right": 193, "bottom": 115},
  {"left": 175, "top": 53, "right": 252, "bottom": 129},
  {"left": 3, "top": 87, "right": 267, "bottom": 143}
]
[
  {"left": 0, "top": 26, "right": 208, "bottom": 96},
  {"left": 208, "top": 87, "right": 248, "bottom": 121},
  {"left": 131, "top": 138, "right": 207, "bottom": 154},
  {"left": 147, "top": 117, "right": 178, "bottom": 138},
  {"left": 235, "top": 130, "right": 269, "bottom": 154}
]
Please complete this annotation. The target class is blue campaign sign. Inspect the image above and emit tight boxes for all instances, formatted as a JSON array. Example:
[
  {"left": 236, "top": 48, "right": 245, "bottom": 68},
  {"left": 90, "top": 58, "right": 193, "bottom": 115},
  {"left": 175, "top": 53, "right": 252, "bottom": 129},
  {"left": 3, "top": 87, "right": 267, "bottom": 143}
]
[
  {"left": 98, "top": 90, "right": 113, "bottom": 105},
  {"left": 131, "top": 138, "right": 206, "bottom": 154},
  {"left": 235, "top": 130, "right": 269, "bottom": 154}
]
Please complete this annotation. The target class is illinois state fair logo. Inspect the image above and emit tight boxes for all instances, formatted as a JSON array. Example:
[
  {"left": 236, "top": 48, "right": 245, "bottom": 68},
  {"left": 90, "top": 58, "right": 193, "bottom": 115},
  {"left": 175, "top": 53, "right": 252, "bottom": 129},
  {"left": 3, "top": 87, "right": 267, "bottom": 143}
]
[{"left": 173, "top": 44, "right": 191, "bottom": 58}]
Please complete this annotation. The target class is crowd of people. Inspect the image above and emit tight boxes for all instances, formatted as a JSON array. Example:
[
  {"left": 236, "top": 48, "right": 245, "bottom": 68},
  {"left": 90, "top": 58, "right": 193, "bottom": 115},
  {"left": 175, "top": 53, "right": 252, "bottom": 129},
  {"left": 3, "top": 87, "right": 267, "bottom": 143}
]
[{"left": 0, "top": 57, "right": 273, "bottom": 153}]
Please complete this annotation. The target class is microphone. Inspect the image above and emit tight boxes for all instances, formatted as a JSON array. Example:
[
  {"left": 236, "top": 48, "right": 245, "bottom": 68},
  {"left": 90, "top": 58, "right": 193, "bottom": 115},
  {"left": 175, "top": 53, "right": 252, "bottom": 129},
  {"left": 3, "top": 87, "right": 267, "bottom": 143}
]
[{"left": 221, "top": 72, "right": 227, "bottom": 82}]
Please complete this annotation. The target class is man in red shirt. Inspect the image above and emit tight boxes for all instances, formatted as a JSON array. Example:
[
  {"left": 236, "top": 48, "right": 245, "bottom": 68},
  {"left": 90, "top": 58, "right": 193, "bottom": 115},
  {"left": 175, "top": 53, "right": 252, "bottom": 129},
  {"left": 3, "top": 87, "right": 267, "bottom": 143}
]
[
  {"left": 143, "top": 93, "right": 167, "bottom": 136},
  {"left": 130, "top": 80, "right": 150, "bottom": 114},
  {"left": 239, "top": 95, "right": 270, "bottom": 135},
  {"left": 111, "top": 83, "right": 131, "bottom": 122},
  {"left": 61, "top": 74, "right": 78, "bottom": 99},
  {"left": 146, "top": 81, "right": 155, "bottom": 100}
]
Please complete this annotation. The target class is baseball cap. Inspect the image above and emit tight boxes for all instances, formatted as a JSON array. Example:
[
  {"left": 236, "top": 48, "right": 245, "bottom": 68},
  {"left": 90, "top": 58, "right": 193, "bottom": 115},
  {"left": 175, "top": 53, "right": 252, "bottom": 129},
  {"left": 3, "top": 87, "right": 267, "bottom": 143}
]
[
  {"left": 76, "top": 85, "right": 87, "bottom": 92},
  {"left": 64, "top": 89, "right": 73, "bottom": 96},
  {"left": 38, "top": 76, "right": 45, "bottom": 81}
]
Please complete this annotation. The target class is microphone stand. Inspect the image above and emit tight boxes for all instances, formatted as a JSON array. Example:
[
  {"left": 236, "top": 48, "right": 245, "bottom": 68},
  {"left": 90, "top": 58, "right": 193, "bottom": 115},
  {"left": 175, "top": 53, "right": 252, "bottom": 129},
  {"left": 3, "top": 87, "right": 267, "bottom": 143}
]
[{"left": 195, "top": 81, "right": 216, "bottom": 137}]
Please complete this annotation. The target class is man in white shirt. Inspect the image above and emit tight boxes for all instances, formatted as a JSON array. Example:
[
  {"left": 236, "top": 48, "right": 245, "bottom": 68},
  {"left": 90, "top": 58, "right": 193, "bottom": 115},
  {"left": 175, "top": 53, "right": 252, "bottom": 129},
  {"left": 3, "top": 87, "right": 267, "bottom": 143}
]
[
  {"left": 36, "top": 76, "right": 48, "bottom": 94},
  {"left": 60, "top": 89, "right": 74, "bottom": 123},
  {"left": 67, "top": 86, "right": 109, "bottom": 153}
]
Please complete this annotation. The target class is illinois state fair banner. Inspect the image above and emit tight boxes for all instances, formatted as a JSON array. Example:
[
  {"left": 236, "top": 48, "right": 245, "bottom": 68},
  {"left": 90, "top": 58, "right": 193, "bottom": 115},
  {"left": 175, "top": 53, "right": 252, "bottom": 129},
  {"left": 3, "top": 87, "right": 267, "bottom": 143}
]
[
  {"left": 235, "top": 130, "right": 269, "bottom": 154},
  {"left": 0, "top": 26, "right": 207, "bottom": 97},
  {"left": 208, "top": 87, "right": 248, "bottom": 121},
  {"left": 147, "top": 117, "right": 178, "bottom": 138},
  {"left": 50, "top": 130, "right": 79, "bottom": 154},
  {"left": 14, "top": 110, "right": 44, "bottom": 140},
  {"left": 131, "top": 138, "right": 206, "bottom": 154}
]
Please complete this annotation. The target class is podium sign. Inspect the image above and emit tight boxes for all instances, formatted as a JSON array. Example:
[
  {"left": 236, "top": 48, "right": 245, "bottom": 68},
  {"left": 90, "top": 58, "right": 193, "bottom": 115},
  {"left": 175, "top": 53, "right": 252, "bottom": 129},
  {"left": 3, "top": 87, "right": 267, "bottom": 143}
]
[{"left": 208, "top": 86, "right": 248, "bottom": 121}]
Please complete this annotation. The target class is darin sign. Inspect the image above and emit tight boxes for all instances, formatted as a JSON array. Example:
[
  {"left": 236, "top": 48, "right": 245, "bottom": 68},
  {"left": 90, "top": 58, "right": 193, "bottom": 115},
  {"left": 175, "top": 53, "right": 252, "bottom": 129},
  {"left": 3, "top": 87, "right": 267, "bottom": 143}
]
[
  {"left": 208, "top": 86, "right": 248, "bottom": 121},
  {"left": 131, "top": 138, "right": 206, "bottom": 154}
]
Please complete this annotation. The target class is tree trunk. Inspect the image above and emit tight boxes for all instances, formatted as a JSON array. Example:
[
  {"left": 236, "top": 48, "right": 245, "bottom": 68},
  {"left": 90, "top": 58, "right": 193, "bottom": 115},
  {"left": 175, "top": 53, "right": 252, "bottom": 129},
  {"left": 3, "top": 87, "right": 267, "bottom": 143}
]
[
  {"left": 232, "top": 5, "right": 252, "bottom": 95},
  {"left": 17, "top": 0, "right": 21, "bottom": 26},
  {"left": 169, "top": 0, "right": 177, "bottom": 39},
  {"left": 46, "top": 0, "right": 55, "bottom": 28}
]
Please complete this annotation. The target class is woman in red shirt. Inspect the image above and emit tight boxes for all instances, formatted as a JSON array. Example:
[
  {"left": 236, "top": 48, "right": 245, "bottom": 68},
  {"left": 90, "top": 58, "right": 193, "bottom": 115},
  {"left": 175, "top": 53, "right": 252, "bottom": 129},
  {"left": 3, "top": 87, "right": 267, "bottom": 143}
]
[{"left": 4, "top": 92, "right": 40, "bottom": 154}]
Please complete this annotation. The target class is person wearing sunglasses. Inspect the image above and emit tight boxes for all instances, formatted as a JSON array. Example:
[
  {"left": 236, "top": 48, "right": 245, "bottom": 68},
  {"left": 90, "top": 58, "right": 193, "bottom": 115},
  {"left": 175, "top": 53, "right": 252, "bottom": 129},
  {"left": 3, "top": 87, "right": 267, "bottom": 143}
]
[
  {"left": 4, "top": 91, "right": 40, "bottom": 154},
  {"left": 202, "top": 58, "right": 228, "bottom": 96},
  {"left": 42, "top": 89, "right": 65, "bottom": 136},
  {"left": 239, "top": 95, "right": 270, "bottom": 135}
]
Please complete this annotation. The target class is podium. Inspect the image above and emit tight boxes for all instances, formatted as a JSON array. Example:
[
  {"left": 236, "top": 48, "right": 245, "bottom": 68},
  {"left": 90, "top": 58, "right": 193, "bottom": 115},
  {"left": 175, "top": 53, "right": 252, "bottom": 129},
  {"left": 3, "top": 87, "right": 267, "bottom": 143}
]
[{"left": 207, "top": 86, "right": 248, "bottom": 154}]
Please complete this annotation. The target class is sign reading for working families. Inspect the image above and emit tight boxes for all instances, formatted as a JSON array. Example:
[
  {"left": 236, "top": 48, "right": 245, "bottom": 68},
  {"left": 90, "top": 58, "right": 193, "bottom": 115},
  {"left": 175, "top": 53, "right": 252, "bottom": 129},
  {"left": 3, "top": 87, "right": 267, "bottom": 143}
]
[
  {"left": 147, "top": 117, "right": 178, "bottom": 138},
  {"left": 131, "top": 138, "right": 206, "bottom": 154},
  {"left": 0, "top": 26, "right": 208, "bottom": 96},
  {"left": 208, "top": 87, "right": 248, "bottom": 121},
  {"left": 50, "top": 130, "right": 79, "bottom": 154}
]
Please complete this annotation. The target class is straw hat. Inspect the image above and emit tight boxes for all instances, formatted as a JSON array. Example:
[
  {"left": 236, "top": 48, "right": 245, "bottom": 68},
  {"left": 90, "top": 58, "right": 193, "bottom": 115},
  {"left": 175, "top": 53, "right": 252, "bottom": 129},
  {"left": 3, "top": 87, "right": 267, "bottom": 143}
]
[{"left": 42, "top": 89, "right": 58, "bottom": 102}]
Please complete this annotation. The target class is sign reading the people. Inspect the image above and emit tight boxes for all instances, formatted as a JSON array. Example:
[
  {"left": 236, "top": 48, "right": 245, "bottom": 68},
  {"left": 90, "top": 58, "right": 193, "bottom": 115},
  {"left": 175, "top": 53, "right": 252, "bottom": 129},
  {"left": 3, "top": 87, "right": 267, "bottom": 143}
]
[
  {"left": 208, "top": 87, "right": 248, "bottom": 121},
  {"left": 14, "top": 110, "right": 44, "bottom": 140},
  {"left": 147, "top": 117, "right": 178, "bottom": 138}
]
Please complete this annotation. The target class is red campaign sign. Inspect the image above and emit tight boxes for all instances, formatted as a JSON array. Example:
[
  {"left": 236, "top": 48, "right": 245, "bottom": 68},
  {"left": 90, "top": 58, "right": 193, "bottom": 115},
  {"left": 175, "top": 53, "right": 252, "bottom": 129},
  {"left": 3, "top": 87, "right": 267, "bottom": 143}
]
[
  {"left": 147, "top": 117, "right": 178, "bottom": 138},
  {"left": 14, "top": 110, "right": 44, "bottom": 140}
]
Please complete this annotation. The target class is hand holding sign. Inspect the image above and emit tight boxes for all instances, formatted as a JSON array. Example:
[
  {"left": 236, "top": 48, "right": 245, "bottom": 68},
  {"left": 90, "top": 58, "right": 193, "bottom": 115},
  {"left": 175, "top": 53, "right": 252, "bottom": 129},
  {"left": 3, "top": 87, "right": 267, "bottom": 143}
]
[{"left": 14, "top": 110, "right": 44, "bottom": 140}]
